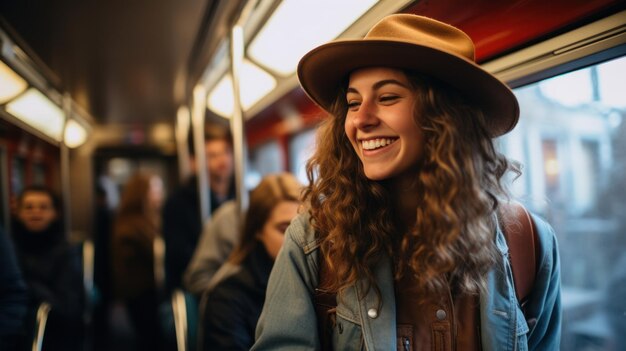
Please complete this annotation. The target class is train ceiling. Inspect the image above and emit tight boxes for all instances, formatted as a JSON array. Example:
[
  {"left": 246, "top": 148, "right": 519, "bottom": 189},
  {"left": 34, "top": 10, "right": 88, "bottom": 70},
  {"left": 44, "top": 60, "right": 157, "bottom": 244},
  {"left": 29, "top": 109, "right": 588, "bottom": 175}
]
[
  {"left": 0, "top": 0, "right": 624, "bottom": 131},
  {"left": 0, "top": 0, "right": 246, "bottom": 125}
]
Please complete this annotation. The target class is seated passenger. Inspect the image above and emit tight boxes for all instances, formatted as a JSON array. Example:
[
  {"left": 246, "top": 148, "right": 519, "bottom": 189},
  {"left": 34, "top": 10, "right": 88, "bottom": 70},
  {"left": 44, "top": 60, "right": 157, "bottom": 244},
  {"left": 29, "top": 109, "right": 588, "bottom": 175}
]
[
  {"left": 0, "top": 226, "right": 28, "bottom": 350},
  {"left": 162, "top": 125, "right": 235, "bottom": 295},
  {"left": 11, "top": 185, "right": 84, "bottom": 350},
  {"left": 183, "top": 199, "right": 241, "bottom": 297},
  {"left": 201, "top": 173, "right": 302, "bottom": 351}
]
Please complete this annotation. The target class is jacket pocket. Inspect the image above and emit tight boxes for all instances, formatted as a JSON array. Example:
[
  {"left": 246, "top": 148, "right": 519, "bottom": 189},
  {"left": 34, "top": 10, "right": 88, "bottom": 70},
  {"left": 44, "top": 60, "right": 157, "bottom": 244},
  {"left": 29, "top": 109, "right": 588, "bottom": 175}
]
[
  {"left": 431, "top": 321, "right": 452, "bottom": 351},
  {"left": 333, "top": 311, "right": 364, "bottom": 351}
]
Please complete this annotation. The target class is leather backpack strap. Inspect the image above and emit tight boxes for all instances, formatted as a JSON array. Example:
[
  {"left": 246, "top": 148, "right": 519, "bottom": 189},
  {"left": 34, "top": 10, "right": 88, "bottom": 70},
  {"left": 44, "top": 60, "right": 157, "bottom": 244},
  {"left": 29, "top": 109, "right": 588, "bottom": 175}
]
[{"left": 499, "top": 202, "right": 539, "bottom": 303}]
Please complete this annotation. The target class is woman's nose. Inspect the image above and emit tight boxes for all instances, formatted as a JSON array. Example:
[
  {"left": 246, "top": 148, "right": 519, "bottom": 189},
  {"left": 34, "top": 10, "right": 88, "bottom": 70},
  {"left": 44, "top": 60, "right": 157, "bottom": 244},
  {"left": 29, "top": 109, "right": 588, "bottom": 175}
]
[{"left": 351, "top": 100, "right": 379, "bottom": 129}]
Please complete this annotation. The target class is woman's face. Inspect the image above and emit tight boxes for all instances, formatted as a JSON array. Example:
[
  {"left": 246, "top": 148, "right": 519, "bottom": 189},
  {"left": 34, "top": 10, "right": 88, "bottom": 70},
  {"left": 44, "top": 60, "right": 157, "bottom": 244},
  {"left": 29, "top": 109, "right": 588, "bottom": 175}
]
[
  {"left": 17, "top": 192, "right": 57, "bottom": 232},
  {"left": 344, "top": 67, "right": 424, "bottom": 181},
  {"left": 258, "top": 200, "right": 300, "bottom": 260}
]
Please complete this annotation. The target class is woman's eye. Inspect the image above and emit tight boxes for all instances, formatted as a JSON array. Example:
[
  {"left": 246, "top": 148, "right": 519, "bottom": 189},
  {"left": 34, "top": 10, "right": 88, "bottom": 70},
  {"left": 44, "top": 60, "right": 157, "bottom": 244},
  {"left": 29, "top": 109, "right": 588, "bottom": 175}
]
[
  {"left": 275, "top": 223, "right": 290, "bottom": 234},
  {"left": 347, "top": 101, "right": 361, "bottom": 109},
  {"left": 380, "top": 95, "right": 399, "bottom": 103}
]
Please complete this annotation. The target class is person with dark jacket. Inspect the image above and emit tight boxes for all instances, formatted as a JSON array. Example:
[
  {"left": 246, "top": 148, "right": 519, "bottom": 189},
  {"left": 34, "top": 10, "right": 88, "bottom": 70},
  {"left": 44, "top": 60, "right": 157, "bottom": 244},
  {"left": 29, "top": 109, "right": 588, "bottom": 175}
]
[
  {"left": 112, "top": 173, "right": 164, "bottom": 351},
  {"left": 201, "top": 173, "right": 302, "bottom": 351},
  {"left": 0, "top": 226, "right": 28, "bottom": 350},
  {"left": 162, "top": 125, "right": 235, "bottom": 294},
  {"left": 12, "top": 185, "right": 84, "bottom": 351}
]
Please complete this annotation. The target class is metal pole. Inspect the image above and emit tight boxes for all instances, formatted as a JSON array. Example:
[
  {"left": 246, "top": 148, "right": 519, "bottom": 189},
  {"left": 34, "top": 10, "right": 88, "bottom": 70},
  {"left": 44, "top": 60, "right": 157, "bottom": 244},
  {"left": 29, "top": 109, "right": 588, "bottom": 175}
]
[
  {"left": 60, "top": 94, "right": 71, "bottom": 239},
  {"left": 176, "top": 105, "right": 192, "bottom": 181},
  {"left": 192, "top": 86, "right": 210, "bottom": 222},
  {"left": 229, "top": 24, "right": 249, "bottom": 216}
]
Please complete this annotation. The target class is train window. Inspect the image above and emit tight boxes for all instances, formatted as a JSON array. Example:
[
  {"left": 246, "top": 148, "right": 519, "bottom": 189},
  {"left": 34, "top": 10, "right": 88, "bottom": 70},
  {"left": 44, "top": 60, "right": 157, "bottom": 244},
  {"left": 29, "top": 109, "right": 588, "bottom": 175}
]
[
  {"left": 32, "top": 162, "right": 46, "bottom": 186},
  {"left": 10, "top": 156, "right": 25, "bottom": 195},
  {"left": 499, "top": 54, "right": 625, "bottom": 350},
  {"left": 250, "top": 140, "right": 283, "bottom": 177},
  {"left": 289, "top": 128, "right": 316, "bottom": 185},
  {"left": 102, "top": 157, "right": 171, "bottom": 210}
]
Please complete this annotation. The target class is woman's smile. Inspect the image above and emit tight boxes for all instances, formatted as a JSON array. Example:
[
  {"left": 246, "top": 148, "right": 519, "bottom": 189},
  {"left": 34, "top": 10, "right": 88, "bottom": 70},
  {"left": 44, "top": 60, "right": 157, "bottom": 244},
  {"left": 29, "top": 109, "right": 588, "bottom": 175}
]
[{"left": 360, "top": 137, "right": 398, "bottom": 152}]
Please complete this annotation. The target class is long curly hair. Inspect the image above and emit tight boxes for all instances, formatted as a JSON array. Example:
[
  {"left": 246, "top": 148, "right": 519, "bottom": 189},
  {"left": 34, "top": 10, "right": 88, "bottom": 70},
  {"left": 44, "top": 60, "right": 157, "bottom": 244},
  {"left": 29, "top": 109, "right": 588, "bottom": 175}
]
[
  {"left": 115, "top": 173, "right": 162, "bottom": 235},
  {"left": 304, "top": 70, "right": 517, "bottom": 299}
]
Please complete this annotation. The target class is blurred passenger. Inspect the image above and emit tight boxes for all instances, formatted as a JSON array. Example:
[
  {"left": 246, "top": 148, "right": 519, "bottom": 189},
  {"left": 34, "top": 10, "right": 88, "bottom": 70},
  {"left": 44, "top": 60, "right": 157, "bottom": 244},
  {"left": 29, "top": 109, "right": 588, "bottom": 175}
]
[
  {"left": 0, "top": 226, "right": 28, "bottom": 350},
  {"left": 93, "top": 183, "right": 114, "bottom": 350},
  {"left": 183, "top": 199, "right": 240, "bottom": 296},
  {"left": 162, "top": 125, "right": 235, "bottom": 294},
  {"left": 112, "top": 173, "right": 164, "bottom": 351},
  {"left": 201, "top": 173, "right": 302, "bottom": 351},
  {"left": 12, "top": 185, "right": 84, "bottom": 350}
]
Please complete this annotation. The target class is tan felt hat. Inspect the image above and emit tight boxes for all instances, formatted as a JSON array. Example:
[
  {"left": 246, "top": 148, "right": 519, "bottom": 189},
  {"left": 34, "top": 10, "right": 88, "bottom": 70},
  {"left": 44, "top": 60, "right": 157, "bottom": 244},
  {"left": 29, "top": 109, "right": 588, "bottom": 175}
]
[{"left": 297, "top": 14, "right": 519, "bottom": 137}]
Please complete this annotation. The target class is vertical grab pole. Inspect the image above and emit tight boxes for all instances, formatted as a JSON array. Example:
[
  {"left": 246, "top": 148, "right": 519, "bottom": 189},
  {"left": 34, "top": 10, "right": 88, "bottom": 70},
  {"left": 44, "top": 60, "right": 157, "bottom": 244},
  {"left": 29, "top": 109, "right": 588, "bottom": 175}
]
[
  {"left": 176, "top": 106, "right": 192, "bottom": 182},
  {"left": 229, "top": 24, "right": 249, "bottom": 216},
  {"left": 192, "top": 86, "right": 210, "bottom": 222},
  {"left": 60, "top": 93, "right": 72, "bottom": 240}
]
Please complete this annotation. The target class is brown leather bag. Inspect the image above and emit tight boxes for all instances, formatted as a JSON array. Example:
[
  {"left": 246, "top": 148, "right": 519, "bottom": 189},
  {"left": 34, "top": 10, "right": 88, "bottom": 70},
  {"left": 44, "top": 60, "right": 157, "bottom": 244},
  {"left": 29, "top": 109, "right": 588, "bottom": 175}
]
[
  {"left": 313, "top": 202, "right": 539, "bottom": 350},
  {"left": 499, "top": 202, "right": 539, "bottom": 303}
]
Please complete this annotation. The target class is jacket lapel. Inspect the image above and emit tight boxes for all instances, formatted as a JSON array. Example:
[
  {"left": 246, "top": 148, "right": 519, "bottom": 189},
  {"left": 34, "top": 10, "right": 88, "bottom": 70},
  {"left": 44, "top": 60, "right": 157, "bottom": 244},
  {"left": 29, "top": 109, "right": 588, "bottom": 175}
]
[
  {"left": 352, "top": 256, "right": 397, "bottom": 350},
  {"left": 480, "top": 221, "right": 518, "bottom": 351}
]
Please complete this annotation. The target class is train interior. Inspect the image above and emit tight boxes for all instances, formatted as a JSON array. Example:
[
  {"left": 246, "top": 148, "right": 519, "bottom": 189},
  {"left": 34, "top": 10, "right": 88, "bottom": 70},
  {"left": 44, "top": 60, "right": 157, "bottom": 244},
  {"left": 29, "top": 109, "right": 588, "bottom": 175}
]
[{"left": 1, "top": 0, "right": 626, "bottom": 350}]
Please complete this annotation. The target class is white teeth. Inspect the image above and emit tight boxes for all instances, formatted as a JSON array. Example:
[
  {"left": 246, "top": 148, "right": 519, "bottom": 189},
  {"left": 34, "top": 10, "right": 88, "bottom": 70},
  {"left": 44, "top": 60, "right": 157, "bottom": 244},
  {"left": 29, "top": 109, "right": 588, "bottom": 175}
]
[{"left": 361, "top": 138, "right": 396, "bottom": 150}]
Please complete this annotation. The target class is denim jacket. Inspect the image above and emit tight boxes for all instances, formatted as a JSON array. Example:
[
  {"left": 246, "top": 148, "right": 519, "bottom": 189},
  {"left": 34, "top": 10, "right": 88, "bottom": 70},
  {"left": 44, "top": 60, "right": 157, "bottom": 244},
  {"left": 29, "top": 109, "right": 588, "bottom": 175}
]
[{"left": 252, "top": 212, "right": 561, "bottom": 351}]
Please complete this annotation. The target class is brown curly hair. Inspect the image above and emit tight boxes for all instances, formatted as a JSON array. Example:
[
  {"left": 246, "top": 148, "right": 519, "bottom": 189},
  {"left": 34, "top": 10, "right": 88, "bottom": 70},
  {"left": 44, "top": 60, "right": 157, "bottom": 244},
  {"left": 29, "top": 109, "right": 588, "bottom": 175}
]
[{"left": 304, "top": 70, "right": 517, "bottom": 300}]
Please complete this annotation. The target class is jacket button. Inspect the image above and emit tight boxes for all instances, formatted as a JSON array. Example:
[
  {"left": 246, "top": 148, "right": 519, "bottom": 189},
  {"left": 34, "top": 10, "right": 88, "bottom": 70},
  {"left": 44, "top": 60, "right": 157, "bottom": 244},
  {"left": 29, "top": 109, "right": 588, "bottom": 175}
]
[
  {"left": 367, "top": 308, "right": 378, "bottom": 319},
  {"left": 436, "top": 309, "right": 447, "bottom": 320}
]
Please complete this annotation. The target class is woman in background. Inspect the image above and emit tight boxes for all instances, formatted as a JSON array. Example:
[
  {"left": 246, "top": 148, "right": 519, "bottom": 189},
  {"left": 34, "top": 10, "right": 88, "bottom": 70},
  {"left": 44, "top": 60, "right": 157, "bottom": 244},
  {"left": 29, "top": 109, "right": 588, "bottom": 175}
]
[
  {"left": 112, "top": 173, "right": 164, "bottom": 351},
  {"left": 201, "top": 173, "right": 302, "bottom": 351}
]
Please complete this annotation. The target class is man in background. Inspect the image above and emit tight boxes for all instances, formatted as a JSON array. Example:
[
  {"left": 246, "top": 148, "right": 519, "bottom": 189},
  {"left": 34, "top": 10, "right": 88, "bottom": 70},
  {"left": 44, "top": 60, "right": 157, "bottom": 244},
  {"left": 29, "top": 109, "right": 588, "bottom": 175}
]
[{"left": 162, "top": 125, "right": 235, "bottom": 294}]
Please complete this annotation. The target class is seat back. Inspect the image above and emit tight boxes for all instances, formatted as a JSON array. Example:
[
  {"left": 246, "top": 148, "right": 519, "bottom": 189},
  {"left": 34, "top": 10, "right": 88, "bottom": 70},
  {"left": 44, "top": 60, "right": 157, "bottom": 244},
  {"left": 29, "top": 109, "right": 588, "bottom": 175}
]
[
  {"left": 82, "top": 239, "right": 95, "bottom": 320},
  {"left": 170, "top": 289, "right": 198, "bottom": 351}
]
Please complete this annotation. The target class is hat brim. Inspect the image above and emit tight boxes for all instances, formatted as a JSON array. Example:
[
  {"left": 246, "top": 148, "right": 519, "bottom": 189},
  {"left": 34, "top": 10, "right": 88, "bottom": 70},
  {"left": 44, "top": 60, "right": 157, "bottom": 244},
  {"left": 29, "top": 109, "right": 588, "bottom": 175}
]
[{"left": 297, "top": 40, "right": 519, "bottom": 137}]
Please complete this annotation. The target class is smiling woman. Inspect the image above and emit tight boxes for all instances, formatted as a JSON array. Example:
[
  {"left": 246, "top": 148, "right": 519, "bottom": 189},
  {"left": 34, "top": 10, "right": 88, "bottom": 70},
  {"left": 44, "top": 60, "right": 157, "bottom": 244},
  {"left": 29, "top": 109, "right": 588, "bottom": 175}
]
[
  {"left": 0, "top": 1, "right": 623, "bottom": 350},
  {"left": 252, "top": 14, "right": 561, "bottom": 351}
]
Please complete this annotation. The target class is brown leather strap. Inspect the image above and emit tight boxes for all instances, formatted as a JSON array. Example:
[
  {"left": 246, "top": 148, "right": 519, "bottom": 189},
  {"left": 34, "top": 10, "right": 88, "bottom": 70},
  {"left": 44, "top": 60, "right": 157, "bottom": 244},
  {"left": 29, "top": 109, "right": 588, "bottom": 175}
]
[{"left": 500, "top": 202, "right": 538, "bottom": 303}]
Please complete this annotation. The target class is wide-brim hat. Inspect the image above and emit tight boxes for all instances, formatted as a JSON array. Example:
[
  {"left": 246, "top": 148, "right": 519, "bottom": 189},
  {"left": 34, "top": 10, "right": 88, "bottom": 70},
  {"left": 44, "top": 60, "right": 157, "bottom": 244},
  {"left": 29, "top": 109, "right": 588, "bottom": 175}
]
[{"left": 297, "top": 14, "right": 519, "bottom": 137}]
